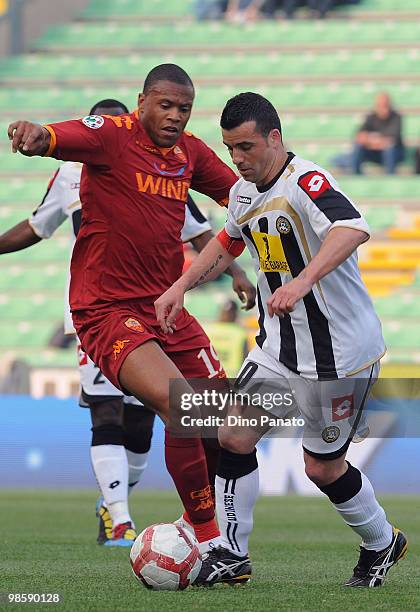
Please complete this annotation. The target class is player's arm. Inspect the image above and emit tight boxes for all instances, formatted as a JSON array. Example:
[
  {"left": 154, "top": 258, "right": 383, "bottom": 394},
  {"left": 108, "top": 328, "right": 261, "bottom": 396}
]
[
  {"left": 190, "top": 231, "right": 255, "bottom": 310},
  {"left": 155, "top": 229, "right": 245, "bottom": 334},
  {"left": 8, "top": 116, "right": 119, "bottom": 165},
  {"left": 8, "top": 121, "right": 51, "bottom": 156},
  {"left": 267, "top": 226, "right": 368, "bottom": 317},
  {"left": 0, "top": 167, "right": 69, "bottom": 256},
  {"left": 267, "top": 170, "right": 369, "bottom": 318},
  {"left": 0, "top": 220, "right": 41, "bottom": 254},
  {"left": 183, "top": 195, "right": 255, "bottom": 309}
]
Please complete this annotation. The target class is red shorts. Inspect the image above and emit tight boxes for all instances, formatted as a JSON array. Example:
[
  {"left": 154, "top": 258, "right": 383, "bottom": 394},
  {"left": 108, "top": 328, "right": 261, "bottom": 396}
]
[{"left": 72, "top": 300, "right": 225, "bottom": 390}]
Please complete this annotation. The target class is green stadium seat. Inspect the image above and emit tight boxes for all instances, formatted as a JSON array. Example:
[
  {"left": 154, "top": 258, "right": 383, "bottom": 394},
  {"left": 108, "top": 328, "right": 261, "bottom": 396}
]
[
  {"left": 80, "top": 0, "right": 191, "bottom": 19},
  {"left": 35, "top": 21, "right": 420, "bottom": 49},
  {"left": 383, "top": 323, "right": 420, "bottom": 349},
  {"left": 1, "top": 50, "right": 418, "bottom": 82},
  {"left": 374, "top": 295, "right": 420, "bottom": 318},
  {"left": 0, "top": 321, "right": 53, "bottom": 347},
  {"left": 0, "top": 265, "right": 66, "bottom": 290}
]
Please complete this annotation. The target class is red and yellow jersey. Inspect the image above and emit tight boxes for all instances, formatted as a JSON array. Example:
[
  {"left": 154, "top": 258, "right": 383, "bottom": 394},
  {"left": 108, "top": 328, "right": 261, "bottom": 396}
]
[{"left": 44, "top": 111, "right": 237, "bottom": 311}]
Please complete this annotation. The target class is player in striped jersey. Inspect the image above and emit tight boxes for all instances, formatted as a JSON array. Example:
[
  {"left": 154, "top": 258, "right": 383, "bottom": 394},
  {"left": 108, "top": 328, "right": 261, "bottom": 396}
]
[
  {"left": 1, "top": 97, "right": 255, "bottom": 547},
  {"left": 156, "top": 92, "right": 407, "bottom": 587}
]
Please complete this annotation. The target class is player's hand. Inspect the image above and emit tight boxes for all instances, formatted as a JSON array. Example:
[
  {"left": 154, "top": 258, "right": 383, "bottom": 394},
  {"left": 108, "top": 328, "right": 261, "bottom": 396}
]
[
  {"left": 154, "top": 285, "right": 185, "bottom": 334},
  {"left": 231, "top": 272, "right": 256, "bottom": 311},
  {"left": 267, "top": 276, "right": 313, "bottom": 318},
  {"left": 7, "top": 121, "right": 50, "bottom": 156}
]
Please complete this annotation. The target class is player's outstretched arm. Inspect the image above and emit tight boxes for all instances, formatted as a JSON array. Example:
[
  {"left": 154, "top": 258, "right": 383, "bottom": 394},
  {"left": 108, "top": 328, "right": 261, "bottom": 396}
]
[
  {"left": 155, "top": 236, "right": 234, "bottom": 334},
  {"left": 7, "top": 121, "right": 51, "bottom": 156},
  {"left": 267, "top": 226, "right": 368, "bottom": 318},
  {"left": 190, "top": 230, "right": 255, "bottom": 310},
  {"left": 0, "top": 220, "right": 41, "bottom": 254}
]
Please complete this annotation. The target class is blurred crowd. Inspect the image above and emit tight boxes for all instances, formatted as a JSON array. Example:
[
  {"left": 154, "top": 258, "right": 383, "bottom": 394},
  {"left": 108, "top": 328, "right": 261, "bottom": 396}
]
[{"left": 195, "top": 0, "right": 361, "bottom": 21}]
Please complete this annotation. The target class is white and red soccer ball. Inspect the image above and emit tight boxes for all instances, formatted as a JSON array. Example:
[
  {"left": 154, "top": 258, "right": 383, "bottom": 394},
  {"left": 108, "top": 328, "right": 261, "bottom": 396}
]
[{"left": 130, "top": 523, "right": 202, "bottom": 591}]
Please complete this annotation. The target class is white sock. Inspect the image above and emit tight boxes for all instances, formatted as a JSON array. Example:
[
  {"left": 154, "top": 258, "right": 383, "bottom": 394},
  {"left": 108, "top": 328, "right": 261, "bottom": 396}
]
[
  {"left": 198, "top": 536, "right": 223, "bottom": 554},
  {"left": 215, "top": 468, "right": 259, "bottom": 557},
  {"left": 334, "top": 472, "right": 393, "bottom": 551},
  {"left": 90, "top": 444, "right": 131, "bottom": 525},
  {"left": 126, "top": 449, "right": 149, "bottom": 495}
]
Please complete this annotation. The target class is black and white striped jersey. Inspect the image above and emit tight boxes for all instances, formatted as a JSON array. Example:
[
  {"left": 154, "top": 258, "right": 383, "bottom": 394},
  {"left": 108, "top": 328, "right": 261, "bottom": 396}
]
[
  {"left": 225, "top": 153, "right": 385, "bottom": 380},
  {"left": 30, "top": 161, "right": 212, "bottom": 333}
]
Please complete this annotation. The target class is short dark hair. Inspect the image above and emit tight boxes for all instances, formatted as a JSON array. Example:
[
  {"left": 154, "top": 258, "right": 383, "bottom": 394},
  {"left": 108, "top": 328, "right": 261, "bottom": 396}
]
[
  {"left": 143, "top": 64, "right": 194, "bottom": 95},
  {"left": 220, "top": 92, "right": 281, "bottom": 137},
  {"left": 89, "top": 99, "right": 129, "bottom": 115}
]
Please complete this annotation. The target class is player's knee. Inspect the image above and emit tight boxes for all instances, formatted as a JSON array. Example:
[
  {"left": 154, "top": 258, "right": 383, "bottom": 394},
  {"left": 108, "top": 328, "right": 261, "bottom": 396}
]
[
  {"left": 123, "top": 403, "right": 155, "bottom": 453},
  {"left": 89, "top": 398, "right": 124, "bottom": 428},
  {"left": 218, "top": 425, "right": 255, "bottom": 454},
  {"left": 304, "top": 456, "right": 344, "bottom": 487},
  {"left": 91, "top": 423, "right": 124, "bottom": 446}
]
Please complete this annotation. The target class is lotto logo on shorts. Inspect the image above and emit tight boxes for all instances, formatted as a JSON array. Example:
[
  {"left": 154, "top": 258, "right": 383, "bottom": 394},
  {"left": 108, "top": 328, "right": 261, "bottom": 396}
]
[
  {"left": 124, "top": 318, "right": 145, "bottom": 333},
  {"left": 331, "top": 394, "right": 354, "bottom": 421},
  {"left": 113, "top": 339, "right": 130, "bottom": 360}
]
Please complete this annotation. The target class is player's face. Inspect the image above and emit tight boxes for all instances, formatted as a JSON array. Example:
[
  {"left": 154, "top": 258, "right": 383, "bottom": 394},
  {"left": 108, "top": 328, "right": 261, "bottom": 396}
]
[
  {"left": 138, "top": 80, "right": 194, "bottom": 148},
  {"left": 222, "top": 121, "right": 281, "bottom": 186}
]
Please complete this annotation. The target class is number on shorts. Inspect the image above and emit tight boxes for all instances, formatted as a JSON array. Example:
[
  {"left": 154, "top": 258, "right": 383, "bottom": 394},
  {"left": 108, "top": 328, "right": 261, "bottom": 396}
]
[
  {"left": 234, "top": 361, "right": 258, "bottom": 389},
  {"left": 93, "top": 368, "right": 106, "bottom": 385},
  {"left": 197, "top": 346, "right": 221, "bottom": 378}
]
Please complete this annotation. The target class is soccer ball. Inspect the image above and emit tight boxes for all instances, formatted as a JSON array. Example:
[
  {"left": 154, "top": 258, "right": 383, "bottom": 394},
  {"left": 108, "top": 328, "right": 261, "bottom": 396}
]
[{"left": 130, "top": 523, "right": 202, "bottom": 591}]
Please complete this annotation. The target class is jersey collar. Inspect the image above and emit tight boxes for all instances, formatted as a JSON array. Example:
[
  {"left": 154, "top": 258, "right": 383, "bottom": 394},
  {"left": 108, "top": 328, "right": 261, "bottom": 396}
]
[
  {"left": 256, "top": 152, "right": 295, "bottom": 193},
  {"left": 134, "top": 108, "right": 176, "bottom": 157}
]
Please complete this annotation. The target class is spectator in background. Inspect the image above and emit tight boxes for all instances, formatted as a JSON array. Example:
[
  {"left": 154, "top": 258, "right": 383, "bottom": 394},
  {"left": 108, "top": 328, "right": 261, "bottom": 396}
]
[
  {"left": 225, "top": 0, "right": 266, "bottom": 22},
  {"left": 194, "top": 0, "right": 228, "bottom": 20},
  {"left": 351, "top": 92, "right": 405, "bottom": 175}
]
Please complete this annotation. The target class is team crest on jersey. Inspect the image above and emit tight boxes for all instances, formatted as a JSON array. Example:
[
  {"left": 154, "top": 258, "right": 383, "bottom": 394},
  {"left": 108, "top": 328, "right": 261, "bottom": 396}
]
[
  {"left": 321, "top": 425, "right": 340, "bottom": 443},
  {"left": 124, "top": 318, "right": 145, "bottom": 333},
  {"left": 82, "top": 115, "right": 104, "bottom": 130},
  {"left": 236, "top": 195, "right": 252, "bottom": 205},
  {"left": 276, "top": 216, "right": 291, "bottom": 235}
]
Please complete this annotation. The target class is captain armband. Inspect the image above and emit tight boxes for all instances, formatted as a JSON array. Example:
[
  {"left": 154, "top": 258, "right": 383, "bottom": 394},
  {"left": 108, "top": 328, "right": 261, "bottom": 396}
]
[{"left": 217, "top": 228, "right": 245, "bottom": 257}]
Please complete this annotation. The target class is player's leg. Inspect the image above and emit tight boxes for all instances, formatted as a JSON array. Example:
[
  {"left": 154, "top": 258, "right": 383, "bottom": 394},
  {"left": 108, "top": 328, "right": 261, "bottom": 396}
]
[
  {"left": 89, "top": 398, "right": 138, "bottom": 546},
  {"left": 122, "top": 399, "right": 155, "bottom": 495},
  {"left": 195, "top": 346, "right": 290, "bottom": 585},
  {"left": 75, "top": 308, "right": 220, "bottom": 551},
  {"left": 301, "top": 363, "right": 407, "bottom": 587},
  {"left": 78, "top": 340, "right": 136, "bottom": 545},
  {"left": 119, "top": 340, "right": 220, "bottom": 550}
]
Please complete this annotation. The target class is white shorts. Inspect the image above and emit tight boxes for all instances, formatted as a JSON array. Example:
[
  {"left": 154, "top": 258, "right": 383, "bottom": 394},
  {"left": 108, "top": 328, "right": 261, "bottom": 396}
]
[
  {"left": 235, "top": 345, "right": 379, "bottom": 459},
  {"left": 77, "top": 340, "right": 141, "bottom": 407}
]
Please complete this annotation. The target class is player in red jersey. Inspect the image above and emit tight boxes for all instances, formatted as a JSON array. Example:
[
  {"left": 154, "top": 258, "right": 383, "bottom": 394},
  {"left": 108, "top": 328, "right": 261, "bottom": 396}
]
[{"left": 8, "top": 64, "right": 255, "bottom": 551}]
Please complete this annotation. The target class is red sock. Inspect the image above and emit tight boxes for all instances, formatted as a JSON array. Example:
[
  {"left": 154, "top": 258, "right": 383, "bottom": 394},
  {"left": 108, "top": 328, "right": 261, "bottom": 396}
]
[{"left": 165, "top": 432, "right": 219, "bottom": 542}]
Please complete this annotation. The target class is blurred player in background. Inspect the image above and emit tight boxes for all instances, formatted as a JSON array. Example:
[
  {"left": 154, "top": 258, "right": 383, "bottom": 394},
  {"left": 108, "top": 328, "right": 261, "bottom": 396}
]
[
  {"left": 7, "top": 67, "right": 255, "bottom": 552},
  {"left": 156, "top": 92, "right": 407, "bottom": 587}
]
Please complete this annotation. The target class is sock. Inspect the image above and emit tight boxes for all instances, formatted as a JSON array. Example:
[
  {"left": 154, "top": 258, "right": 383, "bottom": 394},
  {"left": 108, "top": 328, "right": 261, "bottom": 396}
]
[
  {"left": 164, "top": 431, "right": 219, "bottom": 543},
  {"left": 126, "top": 449, "right": 149, "bottom": 494},
  {"left": 202, "top": 437, "right": 221, "bottom": 504},
  {"left": 215, "top": 448, "right": 259, "bottom": 557},
  {"left": 320, "top": 462, "right": 393, "bottom": 551},
  {"left": 90, "top": 444, "right": 131, "bottom": 526}
]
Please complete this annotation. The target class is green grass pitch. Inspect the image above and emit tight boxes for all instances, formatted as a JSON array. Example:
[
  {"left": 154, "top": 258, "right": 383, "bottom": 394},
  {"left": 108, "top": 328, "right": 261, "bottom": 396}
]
[{"left": 0, "top": 491, "right": 418, "bottom": 611}]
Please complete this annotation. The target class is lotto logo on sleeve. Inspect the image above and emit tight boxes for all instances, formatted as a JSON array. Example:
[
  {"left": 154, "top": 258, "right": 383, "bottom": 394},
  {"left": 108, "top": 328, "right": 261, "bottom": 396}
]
[
  {"left": 298, "top": 171, "right": 332, "bottom": 199},
  {"left": 82, "top": 115, "right": 105, "bottom": 129},
  {"left": 331, "top": 394, "right": 354, "bottom": 421}
]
